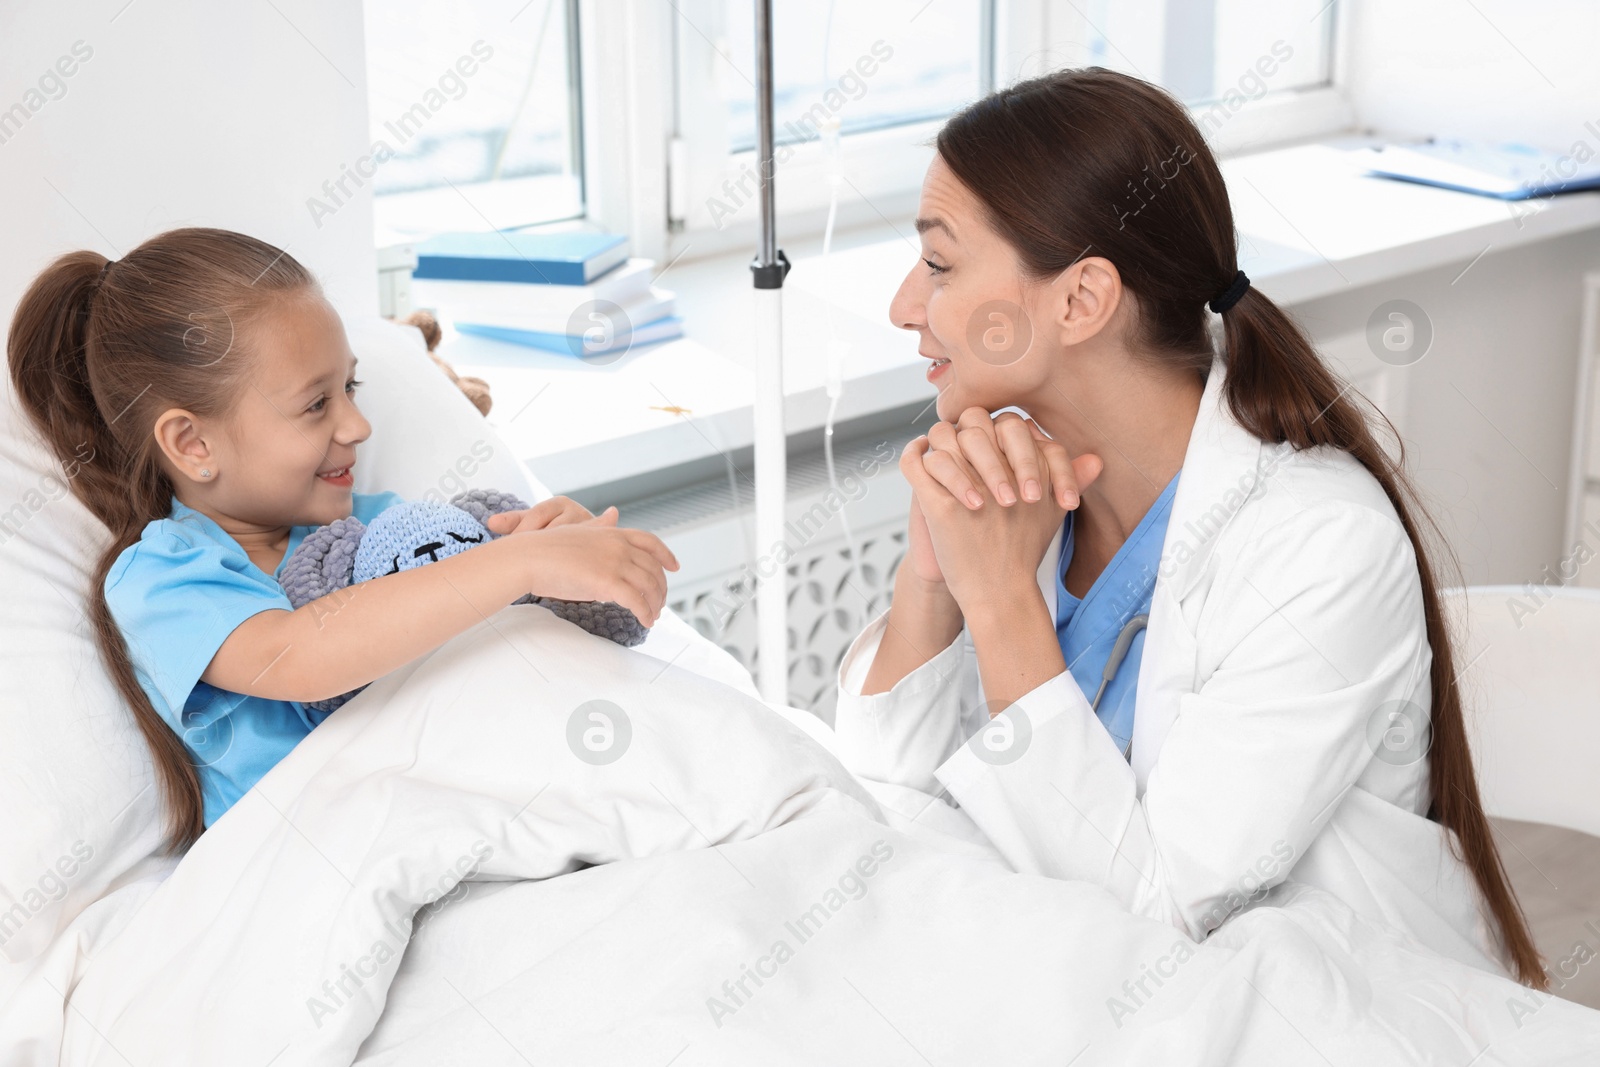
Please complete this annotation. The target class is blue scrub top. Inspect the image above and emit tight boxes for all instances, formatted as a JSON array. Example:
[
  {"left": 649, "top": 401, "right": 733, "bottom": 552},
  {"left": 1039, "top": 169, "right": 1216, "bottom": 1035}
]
[
  {"left": 1054, "top": 470, "right": 1181, "bottom": 757},
  {"left": 104, "top": 491, "right": 403, "bottom": 828}
]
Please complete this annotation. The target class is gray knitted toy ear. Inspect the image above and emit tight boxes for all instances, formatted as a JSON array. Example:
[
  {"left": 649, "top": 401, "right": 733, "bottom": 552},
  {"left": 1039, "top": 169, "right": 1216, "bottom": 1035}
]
[
  {"left": 277, "top": 515, "right": 370, "bottom": 714},
  {"left": 449, "top": 488, "right": 651, "bottom": 647},
  {"left": 450, "top": 487, "right": 531, "bottom": 527}
]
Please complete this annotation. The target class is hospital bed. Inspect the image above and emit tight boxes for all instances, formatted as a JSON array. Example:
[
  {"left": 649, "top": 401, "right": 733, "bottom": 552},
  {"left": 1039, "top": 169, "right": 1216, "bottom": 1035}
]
[{"left": 3, "top": 318, "right": 1599, "bottom": 1065}]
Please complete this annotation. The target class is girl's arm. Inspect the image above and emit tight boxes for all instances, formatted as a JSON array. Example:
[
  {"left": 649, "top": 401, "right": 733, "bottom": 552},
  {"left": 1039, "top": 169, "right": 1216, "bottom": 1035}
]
[{"left": 201, "top": 525, "right": 675, "bottom": 703}]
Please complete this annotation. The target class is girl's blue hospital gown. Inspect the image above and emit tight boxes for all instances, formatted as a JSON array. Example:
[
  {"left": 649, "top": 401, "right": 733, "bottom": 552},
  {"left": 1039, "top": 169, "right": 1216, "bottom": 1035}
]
[
  {"left": 104, "top": 491, "right": 402, "bottom": 828},
  {"left": 1053, "top": 470, "right": 1180, "bottom": 758}
]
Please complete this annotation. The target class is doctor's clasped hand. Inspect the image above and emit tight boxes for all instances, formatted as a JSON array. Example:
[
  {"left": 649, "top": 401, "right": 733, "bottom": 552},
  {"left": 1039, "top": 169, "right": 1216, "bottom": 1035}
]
[{"left": 902, "top": 406, "right": 1102, "bottom": 714}]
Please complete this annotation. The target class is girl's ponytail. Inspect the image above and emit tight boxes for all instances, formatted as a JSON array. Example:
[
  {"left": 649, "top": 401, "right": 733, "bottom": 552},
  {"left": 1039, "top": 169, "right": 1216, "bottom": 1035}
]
[
  {"left": 7, "top": 229, "right": 317, "bottom": 853},
  {"left": 9, "top": 250, "right": 205, "bottom": 853},
  {"left": 10, "top": 253, "right": 132, "bottom": 520},
  {"left": 936, "top": 68, "right": 1547, "bottom": 988}
]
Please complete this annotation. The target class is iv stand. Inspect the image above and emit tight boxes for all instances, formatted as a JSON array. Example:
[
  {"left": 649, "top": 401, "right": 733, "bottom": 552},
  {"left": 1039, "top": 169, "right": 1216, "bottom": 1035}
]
[{"left": 750, "top": 0, "right": 791, "bottom": 706}]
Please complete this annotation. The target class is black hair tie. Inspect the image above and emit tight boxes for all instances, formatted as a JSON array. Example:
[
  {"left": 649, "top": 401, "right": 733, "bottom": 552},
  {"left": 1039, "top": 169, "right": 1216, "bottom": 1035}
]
[
  {"left": 1208, "top": 270, "right": 1250, "bottom": 314},
  {"left": 97, "top": 259, "right": 116, "bottom": 284}
]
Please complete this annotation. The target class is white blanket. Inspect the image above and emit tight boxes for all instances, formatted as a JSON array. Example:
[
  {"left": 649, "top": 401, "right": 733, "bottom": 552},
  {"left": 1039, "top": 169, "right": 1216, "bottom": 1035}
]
[{"left": 6, "top": 603, "right": 1600, "bottom": 1065}]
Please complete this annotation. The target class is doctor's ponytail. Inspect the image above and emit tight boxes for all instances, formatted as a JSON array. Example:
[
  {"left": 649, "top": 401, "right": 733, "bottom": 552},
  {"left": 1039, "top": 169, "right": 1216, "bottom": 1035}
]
[
  {"left": 7, "top": 228, "right": 318, "bottom": 855},
  {"left": 937, "top": 68, "right": 1546, "bottom": 989}
]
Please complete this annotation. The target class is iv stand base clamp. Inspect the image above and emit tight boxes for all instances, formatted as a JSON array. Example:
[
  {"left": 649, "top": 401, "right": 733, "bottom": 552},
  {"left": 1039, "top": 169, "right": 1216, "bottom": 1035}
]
[{"left": 751, "top": 250, "right": 791, "bottom": 290}]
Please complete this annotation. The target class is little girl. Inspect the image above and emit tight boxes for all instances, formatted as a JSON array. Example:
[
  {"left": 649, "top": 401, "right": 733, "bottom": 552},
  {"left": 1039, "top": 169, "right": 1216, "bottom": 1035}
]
[{"left": 7, "top": 227, "right": 678, "bottom": 852}]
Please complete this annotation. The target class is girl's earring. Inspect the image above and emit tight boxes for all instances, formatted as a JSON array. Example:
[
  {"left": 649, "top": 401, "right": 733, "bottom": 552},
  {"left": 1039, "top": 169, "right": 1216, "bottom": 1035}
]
[{"left": 200, "top": 468, "right": 212, "bottom": 479}]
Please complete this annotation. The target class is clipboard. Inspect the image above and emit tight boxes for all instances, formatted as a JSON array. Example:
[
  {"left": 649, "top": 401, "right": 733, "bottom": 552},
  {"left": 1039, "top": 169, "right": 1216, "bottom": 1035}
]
[{"left": 1351, "top": 137, "right": 1600, "bottom": 200}]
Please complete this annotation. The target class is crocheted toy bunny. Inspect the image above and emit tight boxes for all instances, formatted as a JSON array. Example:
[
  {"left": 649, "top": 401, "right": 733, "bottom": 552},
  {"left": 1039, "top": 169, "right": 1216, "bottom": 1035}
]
[{"left": 278, "top": 488, "right": 650, "bottom": 712}]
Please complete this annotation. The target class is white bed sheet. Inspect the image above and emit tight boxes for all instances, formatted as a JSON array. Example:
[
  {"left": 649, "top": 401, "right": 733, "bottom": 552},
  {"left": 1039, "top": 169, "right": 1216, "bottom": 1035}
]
[{"left": 4, "top": 602, "right": 1598, "bottom": 1066}]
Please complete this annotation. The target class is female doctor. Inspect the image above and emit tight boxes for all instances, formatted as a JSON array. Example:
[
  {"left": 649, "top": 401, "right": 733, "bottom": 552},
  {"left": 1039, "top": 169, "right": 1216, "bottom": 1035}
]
[{"left": 828, "top": 67, "right": 1545, "bottom": 989}]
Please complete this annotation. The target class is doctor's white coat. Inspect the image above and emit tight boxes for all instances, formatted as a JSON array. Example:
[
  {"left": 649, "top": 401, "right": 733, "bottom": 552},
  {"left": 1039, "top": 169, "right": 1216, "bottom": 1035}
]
[{"left": 829, "top": 352, "right": 1512, "bottom": 978}]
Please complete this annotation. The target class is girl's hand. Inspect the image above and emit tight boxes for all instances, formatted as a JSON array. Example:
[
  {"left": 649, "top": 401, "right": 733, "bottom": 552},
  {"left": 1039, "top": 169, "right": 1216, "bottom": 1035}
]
[
  {"left": 512, "top": 523, "right": 679, "bottom": 627},
  {"left": 485, "top": 496, "right": 618, "bottom": 535}
]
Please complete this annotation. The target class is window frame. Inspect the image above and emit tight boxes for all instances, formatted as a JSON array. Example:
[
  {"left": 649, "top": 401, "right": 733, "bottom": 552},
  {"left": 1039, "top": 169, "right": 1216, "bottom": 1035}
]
[
  {"left": 574, "top": 0, "right": 1356, "bottom": 265},
  {"left": 366, "top": 0, "right": 590, "bottom": 239}
]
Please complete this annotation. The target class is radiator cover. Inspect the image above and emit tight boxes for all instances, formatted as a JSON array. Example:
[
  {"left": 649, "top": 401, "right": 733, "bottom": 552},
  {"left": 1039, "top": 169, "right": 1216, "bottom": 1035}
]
[{"left": 623, "top": 431, "right": 917, "bottom": 726}]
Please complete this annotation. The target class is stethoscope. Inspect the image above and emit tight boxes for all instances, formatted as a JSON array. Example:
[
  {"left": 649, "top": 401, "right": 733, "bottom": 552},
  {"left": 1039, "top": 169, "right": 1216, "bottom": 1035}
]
[{"left": 1089, "top": 613, "right": 1148, "bottom": 762}]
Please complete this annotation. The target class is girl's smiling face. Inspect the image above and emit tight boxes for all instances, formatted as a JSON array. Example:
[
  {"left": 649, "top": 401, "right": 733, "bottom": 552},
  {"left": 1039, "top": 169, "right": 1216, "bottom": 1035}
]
[{"left": 153, "top": 292, "right": 371, "bottom": 533}]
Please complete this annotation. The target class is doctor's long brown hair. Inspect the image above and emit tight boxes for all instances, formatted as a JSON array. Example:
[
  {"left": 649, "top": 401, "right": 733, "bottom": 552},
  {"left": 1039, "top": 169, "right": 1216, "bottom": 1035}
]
[
  {"left": 936, "top": 68, "right": 1545, "bottom": 988},
  {"left": 8, "top": 228, "right": 318, "bottom": 854}
]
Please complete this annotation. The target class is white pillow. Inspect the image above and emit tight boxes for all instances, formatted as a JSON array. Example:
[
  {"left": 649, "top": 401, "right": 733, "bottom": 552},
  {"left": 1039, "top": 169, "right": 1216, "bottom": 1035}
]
[
  {"left": 342, "top": 316, "right": 549, "bottom": 505},
  {"left": 0, "top": 314, "right": 548, "bottom": 969},
  {"left": 0, "top": 383, "right": 170, "bottom": 968}
]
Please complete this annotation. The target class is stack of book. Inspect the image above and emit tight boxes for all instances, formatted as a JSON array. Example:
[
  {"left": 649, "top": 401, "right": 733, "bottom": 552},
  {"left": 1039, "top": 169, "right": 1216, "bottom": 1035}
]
[{"left": 410, "top": 231, "right": 682, "bottom": 358}]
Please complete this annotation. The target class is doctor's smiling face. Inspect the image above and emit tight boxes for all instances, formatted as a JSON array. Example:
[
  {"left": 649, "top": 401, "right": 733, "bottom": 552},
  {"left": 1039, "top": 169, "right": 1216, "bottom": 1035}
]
[{"left": 890, "top": 152, "right": 1137, "bottom": 427}]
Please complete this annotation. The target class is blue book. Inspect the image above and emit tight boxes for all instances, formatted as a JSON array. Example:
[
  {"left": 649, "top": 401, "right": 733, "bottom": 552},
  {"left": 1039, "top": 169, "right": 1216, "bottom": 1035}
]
[
  {"left": 457, "top": 315, "right": 683, "bottom": 358},
  {"left": 414, "top": 231, "right": 630, "bottom": 285}
]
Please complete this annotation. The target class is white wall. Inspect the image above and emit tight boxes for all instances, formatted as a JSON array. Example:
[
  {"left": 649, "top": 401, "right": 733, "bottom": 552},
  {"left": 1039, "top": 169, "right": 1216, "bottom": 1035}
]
[
  {"left": 1326, "top": 0, "right": 1600, "bottom": 586},
  {"left": 1292, "top": 231, "right": 1600, "bottom": 588},
  {"left": 0, "top": 0, "right": 378, "bottom": 327},
  {"left": 1343, "top": 0, "right": 1600, "bottom": 150}
]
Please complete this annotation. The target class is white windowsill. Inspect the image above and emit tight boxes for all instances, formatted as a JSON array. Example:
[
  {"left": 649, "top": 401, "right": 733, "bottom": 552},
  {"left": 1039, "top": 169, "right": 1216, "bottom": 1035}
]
[{"left": 440, "top": 131, "right": 1600, "bottom": 497}]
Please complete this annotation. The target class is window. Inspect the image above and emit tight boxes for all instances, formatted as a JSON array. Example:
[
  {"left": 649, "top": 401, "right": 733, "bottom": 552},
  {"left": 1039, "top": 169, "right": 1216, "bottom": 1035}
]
[
  {"left": 363, "top": 0, "right": 584, "bottom": 237},
  {"left": 1079, "top": 0, "right": 1338, "bottom": 106},
  {"left": 361, "top": 1, "right": 1348, "bottom": 258},
  {"left": 651, "top": 0, "right": 1345, "bottom": 251},
  {"left": 668, "top": 0, "right": 996, "bottom": 236},
  {"left": 712, "top": 0, "right": 995, "bottom": 152},
  {"left": 1066, "top": 0, "right": 1346, "bottom": 154}
]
